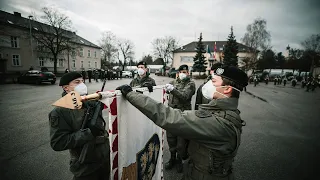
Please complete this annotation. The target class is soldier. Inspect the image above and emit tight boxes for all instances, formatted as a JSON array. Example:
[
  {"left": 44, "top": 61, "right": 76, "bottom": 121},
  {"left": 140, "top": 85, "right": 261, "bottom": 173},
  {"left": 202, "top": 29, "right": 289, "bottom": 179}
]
[
  {"left": 164, "top": 64, "right": 196, "bottom": 173},
  {"left": 195, "top": 63, "right": 223, "bottom": 110},
  {"left": 87, "top": 68, "right": 92, "bottom": 83},
  {"left": 116, "top": 65, "right": 248, "bottom": 180},
  {"left": 129, "top": 61, "right": 156, "bottom": 88},
  {"left": 81, "top": 69, "right": 86, "bottom": 83},
  {"left": 49, "top": 72, "right": 110, "bottom": 180}
]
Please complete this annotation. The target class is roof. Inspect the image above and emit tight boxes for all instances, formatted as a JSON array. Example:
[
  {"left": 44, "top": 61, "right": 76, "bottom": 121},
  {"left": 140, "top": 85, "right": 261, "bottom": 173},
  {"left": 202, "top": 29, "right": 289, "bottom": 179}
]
[
  {"left": 0, "top": 10, "right": 101, "bottom": 49},
  {"left": 173, "top": 41, "right": 254, "bottom": 53}
]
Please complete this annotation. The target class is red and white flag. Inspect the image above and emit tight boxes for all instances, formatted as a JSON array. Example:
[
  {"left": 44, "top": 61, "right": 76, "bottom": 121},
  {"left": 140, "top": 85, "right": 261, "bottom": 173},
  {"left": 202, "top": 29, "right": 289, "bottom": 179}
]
[{"left": 100, "top": 86, "right": 167, "bottom": 180}]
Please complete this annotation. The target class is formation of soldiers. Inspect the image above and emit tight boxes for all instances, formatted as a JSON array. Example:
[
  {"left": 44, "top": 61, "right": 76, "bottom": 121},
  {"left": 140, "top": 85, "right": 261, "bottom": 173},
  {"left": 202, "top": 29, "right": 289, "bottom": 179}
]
[
  {"left": 249, "top": 74, "right": 319, "bottom": 92},
  {"left": 50, "top": 61, "right": 249, "bottom": 180}
]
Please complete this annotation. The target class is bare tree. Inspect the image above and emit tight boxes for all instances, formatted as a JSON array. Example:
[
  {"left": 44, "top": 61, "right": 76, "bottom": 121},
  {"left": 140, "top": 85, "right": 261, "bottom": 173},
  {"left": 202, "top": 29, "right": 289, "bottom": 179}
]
[
  {"left": 99, "top": 31, "right": 118, "bottom": 68},
  {"left": 241, "top": 18, "right": 271, "bottom": 72},
  {"left": 152, "top": 36, "right": 179, "bottom": 64},
  {"left": 117, "top": 39, "right": 134, "bottom": 71},
  {"left": 301, "top": 34, "right": 320, "bottom": 75},
  {"left": 31, "top": 7, "right": 76, "bottom": 74}
]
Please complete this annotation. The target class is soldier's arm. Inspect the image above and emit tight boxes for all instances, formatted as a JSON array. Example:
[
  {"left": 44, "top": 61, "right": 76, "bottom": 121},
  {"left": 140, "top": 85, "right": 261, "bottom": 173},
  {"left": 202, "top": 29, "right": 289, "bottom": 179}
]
[
  {"left": 170, "top": 81, "right": 196, "bottom": 102},
  {"left": 49, "top": 110, "right": 94, "bottom": 151},
  {"left": 126, "top": 92, "right": 228, "bottom": 141},
  {"left": 129, "top": 79, "right": 135, "bottom": 87},
  {"left": 195, "top": 84, "right": 204, "bottom": 110}
]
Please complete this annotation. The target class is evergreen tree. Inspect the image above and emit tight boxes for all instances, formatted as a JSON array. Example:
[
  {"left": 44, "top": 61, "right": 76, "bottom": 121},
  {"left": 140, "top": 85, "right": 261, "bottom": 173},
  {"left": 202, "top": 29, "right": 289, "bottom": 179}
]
[
  {"left": 223, "top": 26, "right": 239, "bottom": 66},
  {"left": 193, "top": 33, "right": 207, "bottom": 74}
]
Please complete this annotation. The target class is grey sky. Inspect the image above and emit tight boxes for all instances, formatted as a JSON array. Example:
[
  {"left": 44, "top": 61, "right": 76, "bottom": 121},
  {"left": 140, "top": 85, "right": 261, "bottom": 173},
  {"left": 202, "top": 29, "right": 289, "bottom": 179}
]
[{"left": 1, "top": 0, "right": 319, "bottom": 60}]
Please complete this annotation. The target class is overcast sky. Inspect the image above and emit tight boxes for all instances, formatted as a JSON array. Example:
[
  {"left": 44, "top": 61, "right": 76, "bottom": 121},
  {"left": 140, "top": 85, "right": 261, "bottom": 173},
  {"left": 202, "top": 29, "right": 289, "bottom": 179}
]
[{"left": 1, "top": 0, "right": 320, "bottom": 60}]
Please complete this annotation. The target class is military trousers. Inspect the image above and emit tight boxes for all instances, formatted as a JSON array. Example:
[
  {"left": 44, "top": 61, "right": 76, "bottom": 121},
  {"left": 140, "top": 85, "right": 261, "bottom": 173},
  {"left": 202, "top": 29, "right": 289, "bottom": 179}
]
[
  {"left": 182, "top": 161, "right": 234, "bottom": 180},
  {"left": 166, "top": 131, "right": 189, "bottom": 159},
  {"left": 73, "top": 162, "right": 110, "bottom": 180}
]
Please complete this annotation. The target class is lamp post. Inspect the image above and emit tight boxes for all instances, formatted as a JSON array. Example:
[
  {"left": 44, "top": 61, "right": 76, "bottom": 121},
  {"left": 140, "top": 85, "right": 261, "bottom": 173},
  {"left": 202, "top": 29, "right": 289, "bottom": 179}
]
[{"left": 28, "top": 15, "right": 34, "bottom": 66}]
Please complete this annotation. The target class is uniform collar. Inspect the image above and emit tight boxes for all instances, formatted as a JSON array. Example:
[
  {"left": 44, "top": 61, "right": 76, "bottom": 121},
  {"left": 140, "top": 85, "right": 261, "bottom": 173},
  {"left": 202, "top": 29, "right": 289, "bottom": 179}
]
[{"left": 199, "top": 98, "right": 239, "bottom": 111}]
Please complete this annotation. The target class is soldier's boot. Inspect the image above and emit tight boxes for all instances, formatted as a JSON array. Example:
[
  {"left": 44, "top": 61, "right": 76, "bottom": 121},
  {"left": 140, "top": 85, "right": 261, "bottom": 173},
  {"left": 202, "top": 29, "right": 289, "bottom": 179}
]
[
  {"left": 176, "top": 155, "right": 183, "bottom": 173},
  {"left": 165, "top": 152, "right": 176, "bottom": 170}
]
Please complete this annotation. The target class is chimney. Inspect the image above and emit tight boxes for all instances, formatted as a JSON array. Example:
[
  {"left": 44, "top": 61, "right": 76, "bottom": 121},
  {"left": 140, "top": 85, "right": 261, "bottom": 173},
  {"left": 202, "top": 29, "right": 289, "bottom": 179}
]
[{"left": 14, "top": 12, "right": 21, "bottom": 17}]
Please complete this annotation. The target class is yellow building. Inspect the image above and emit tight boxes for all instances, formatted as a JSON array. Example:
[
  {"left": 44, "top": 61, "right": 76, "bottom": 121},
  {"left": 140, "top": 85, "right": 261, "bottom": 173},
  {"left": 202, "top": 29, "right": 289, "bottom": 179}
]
[
  {"left": 0, "top": 10, "right": 101, "bottom": 74},
  {"left": 172, "top": 41, "right": 254, "bottom": 71}
]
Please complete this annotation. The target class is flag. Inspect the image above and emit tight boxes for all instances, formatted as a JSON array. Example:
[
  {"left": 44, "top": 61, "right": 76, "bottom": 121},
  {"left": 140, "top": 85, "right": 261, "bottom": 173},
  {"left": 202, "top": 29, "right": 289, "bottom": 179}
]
[
  {"left": 213, "top": 42, "right": 217, "bottom": 59},
  {"left": 100, "top": 86, "right": 166, "bottom": 180},
  {"left": 206, "top": 44, "right": 212, "bottom": 57}
]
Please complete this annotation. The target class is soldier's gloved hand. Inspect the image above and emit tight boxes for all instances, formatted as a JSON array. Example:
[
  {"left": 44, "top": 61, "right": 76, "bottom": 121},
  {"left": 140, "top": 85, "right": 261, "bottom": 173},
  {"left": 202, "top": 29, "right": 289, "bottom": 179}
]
[
  {"left": 164, "top": 84, "right": 174, "bottom": 92},
  {"left": 88, "top": 126, "right": 101, "bottom": 137},
  {"left": 142, "top": 83, "right": 153, "bottom": 92},
  {"left": 116, "top": 85, "right": 132, "bottom": 98}
]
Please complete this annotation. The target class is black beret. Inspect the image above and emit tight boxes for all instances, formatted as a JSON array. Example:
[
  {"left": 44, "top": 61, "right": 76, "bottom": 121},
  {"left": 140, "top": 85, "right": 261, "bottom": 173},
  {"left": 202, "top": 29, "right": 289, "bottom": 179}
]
[
  {"left": 211, "top": 62, "right": 223, "bottom": 71},
  {"left": 178, "top": 64, "right": 188, "bottom": 71},
  {"left": 59, "top": 72, "right": 82, "bottom": 86},
  {"left": 213, "top": 66, "right": 248, "bottom": 89},
  {"left": 137, "top": 61, "right": 147, "bottom": 67}
]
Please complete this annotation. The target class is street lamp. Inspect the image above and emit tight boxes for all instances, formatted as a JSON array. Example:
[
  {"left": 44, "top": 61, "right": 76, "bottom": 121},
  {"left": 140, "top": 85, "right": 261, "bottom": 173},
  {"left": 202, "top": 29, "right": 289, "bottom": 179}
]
[{"left": 28, "top": 15, "right": 34, "bottom": 67}]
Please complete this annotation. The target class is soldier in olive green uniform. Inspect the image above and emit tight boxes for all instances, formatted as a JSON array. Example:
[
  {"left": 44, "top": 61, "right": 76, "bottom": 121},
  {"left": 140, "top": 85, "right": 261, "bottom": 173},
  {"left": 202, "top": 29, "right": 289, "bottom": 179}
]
[
  {"left": 164, "top": 64, "right": 196, "bottom": 173},
  {"left": 195, "top": 63, "right": 223, "bottom": 110},
  {"left": 130, "top": 61, "right": 156, "bottom": 88},
  {"left": 116, "top": 66, "right": 248, "bottom": 180},
  {"left": 49, "top": 72, "right": 110, "bottom": 180}
]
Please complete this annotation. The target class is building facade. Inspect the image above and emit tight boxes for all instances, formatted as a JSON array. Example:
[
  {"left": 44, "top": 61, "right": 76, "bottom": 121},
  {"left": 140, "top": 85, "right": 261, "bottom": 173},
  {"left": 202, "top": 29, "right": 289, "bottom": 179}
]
[
  {"left": 0, "top": 10, "right": 101, "bottom": 74},
  {"left": 172, "top": 41, "right": 254, "bottom": 71}
]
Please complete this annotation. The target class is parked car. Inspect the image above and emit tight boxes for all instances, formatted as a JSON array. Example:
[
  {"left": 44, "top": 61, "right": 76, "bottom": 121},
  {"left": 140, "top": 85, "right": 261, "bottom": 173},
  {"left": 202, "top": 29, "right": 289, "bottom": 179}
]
[
  {"left": 122, "top": 71, "right": 132, "bottom": 78},
  {"left": 167, "top": 68, "right": 178, "bottom": 78},
  {"left": 17, "top": 70, "right": 56, "bottom": 85}
]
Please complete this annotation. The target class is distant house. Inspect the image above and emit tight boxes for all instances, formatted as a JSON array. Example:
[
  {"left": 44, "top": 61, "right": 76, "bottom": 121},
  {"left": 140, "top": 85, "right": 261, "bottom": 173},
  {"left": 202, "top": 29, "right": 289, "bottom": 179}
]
[
  {"left": 172, "top": 41, "right": 254, "bottom": 71},
  {"left": 0, "top": 10, "right": 101, "bottom": 74}
]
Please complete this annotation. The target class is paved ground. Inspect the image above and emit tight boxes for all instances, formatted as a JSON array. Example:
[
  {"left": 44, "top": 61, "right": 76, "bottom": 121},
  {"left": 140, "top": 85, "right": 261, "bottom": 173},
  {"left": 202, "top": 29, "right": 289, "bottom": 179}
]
[{"left": 0, "top": 75, "right": 319, "bottom": 180}]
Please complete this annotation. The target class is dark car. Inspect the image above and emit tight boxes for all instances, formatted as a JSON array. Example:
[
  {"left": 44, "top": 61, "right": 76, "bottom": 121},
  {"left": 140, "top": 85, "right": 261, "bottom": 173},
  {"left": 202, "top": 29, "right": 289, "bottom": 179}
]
[
  {"left": 167, "top": 68, "right": 178, "bottom": 78},
  {"left": 18, "top": 70, "right": 56, "bottom": 85}
]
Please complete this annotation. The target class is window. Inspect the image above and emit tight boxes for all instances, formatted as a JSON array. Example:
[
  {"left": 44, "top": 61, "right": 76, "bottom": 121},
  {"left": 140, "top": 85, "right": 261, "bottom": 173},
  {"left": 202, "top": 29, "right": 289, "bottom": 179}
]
[
  {"left": 180, "top": 56, "right": 193, "bottom": 63},
  {"left": 11, "top": 36, "right": 18, "bottom": 48},
  {"left": 94, "top": 51, "right": 97, "bottom": 58},
  {"left": 88, "top": 61, "right": 91, "bottom": 68},
  {"left": 79, "top": 48, "right": 83, "bottom": 57},
  {"left": 59, "top": 59, "right": 64, "bottom": 67},
  {"left": 88, "top": 50, "right": 91, "bottom": 57},
  {"left": 81, "top": 61, "right": 84, "bottom": 68},
  {"left": 72, "top": 60, "right": 76, "bottom": 68},
  {"left": 71, "top": 51, "right": 76, "bottom": 57},
  {"left": 39, "top": 57, "right": 44, "bottom": 67},
  {"left": 12, "top": 55, "right": 20, "bottom": 66},
  {"left": 95, "top": 62, "right": 97, "bottom": 68}
]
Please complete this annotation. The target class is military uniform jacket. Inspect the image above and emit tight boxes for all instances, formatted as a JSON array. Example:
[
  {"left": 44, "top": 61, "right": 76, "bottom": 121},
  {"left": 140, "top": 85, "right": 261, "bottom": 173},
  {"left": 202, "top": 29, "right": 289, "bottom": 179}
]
[
  {"left": 126, "top": 92, "right": 243, "bottom": 179},
  {"left": 48, "top": 93, "right": 110, "bottom": 177},
  {"left": 168, "top": 77, "right": 196, "bottom": 111},
  {"left": 129, "top": 73, "right": 156, "bottom": 88}
]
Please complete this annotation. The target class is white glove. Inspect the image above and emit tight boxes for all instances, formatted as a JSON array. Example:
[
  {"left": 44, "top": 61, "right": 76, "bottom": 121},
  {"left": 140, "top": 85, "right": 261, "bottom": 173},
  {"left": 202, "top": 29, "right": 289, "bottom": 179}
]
[{"left": 165, "top": 84, "right": 174, "bottom": 92}]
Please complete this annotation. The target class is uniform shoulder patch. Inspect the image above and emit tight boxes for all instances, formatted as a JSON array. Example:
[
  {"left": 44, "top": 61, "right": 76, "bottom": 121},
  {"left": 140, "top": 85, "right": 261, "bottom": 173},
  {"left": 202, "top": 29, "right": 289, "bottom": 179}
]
[
  {"left": 195, "top": 110, "right": 212, "bottom": 118},
  {"left": 49, "top": 116, "right": 59, "bottom": 128}
]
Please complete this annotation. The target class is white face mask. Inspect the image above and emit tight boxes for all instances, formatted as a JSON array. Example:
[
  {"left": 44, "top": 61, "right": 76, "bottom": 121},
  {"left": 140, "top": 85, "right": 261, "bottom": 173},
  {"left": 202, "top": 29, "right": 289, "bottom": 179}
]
[
  {"left": 74, "top": 83, "right": 88, "bottom": 95},
  {"left": 201, "top": 80, "right": 240, "bottom": 100},
  {"left": 138, "top": 68, "right": 145, "bottom": 76},
  {"left": 179, "top": 73, "right": 187, "bottom": 80}
]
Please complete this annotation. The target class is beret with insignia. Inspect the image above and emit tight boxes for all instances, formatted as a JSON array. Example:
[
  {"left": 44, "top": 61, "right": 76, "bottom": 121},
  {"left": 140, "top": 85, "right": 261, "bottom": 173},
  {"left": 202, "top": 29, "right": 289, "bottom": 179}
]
[
  {"left": 59, "top": 72, "right": 82, "bottom": 86},
  {"left": 211, "top": 62, "right": 223, "bottom": 71},
  {"left": 137, "top": 61, "right": 147, "bottom": 68},
  {"left": 213, "top": 66, "right": 249, "bottom": 89},
  {"left": 178, "top": 64, "right": 189, "bottom": 71}
]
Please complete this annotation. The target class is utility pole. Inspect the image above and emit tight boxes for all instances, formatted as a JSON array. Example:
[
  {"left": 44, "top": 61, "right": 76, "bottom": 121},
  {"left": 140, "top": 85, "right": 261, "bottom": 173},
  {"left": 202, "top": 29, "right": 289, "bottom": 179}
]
[{"left": 28, "top": 15, "right": 34, "bottom": 66}]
